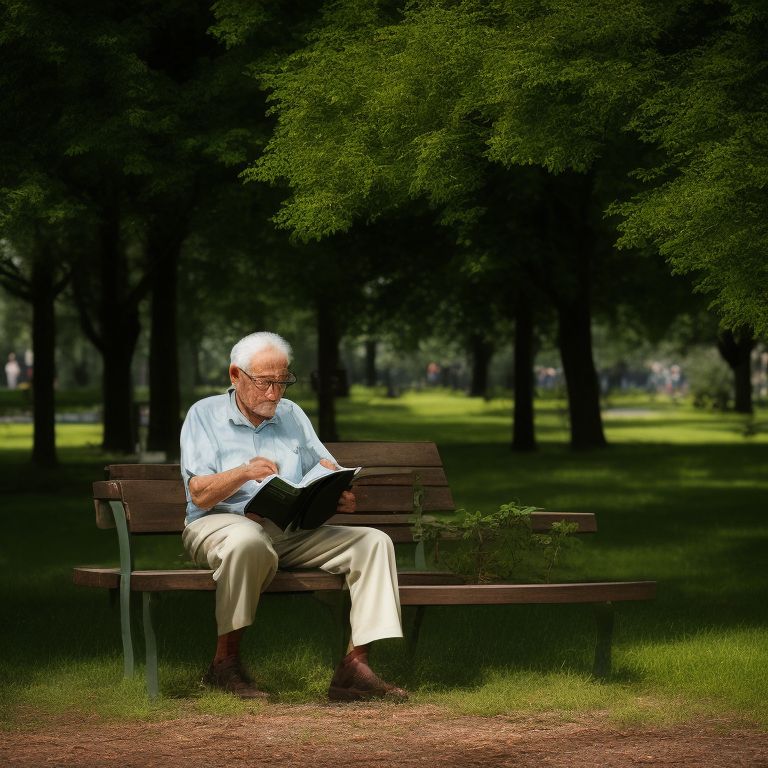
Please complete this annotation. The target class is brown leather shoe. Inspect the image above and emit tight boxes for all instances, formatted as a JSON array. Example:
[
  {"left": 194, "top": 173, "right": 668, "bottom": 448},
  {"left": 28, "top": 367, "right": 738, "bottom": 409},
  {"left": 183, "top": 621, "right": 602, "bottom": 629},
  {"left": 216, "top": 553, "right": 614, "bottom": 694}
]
[
  {"left": 328, "top": 648, "right": 408, "bottom": 702},
  {"left": 202, "top": 656, "right": 269, "bottom": 700}
]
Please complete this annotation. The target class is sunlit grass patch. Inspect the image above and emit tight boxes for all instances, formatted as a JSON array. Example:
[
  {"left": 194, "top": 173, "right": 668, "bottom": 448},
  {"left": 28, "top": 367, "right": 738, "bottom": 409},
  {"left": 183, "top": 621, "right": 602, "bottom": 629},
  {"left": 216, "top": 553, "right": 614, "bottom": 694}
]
[
  {"left": 0, "top": 659, "right": 175, "bottom": 726},
  {"left": 622, "top": 628, "right": 768, "bottom": 727},
  {"left": 422, "top": 668, "right": 627, "bottom": 717}
]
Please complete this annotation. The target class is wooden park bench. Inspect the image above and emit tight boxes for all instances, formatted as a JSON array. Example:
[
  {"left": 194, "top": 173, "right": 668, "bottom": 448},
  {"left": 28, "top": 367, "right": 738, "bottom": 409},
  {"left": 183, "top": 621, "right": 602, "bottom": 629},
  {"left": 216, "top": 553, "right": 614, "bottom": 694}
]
[{"left": 73, "top": 441, "right": 656, "bottom": 698}]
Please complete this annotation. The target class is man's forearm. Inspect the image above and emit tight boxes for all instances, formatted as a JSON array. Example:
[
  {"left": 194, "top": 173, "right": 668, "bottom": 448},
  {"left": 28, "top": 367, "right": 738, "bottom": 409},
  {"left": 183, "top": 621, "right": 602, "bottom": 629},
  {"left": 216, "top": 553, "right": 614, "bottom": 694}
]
[{"left": 189, "top": 465, "right": 252, "bottom": 511}]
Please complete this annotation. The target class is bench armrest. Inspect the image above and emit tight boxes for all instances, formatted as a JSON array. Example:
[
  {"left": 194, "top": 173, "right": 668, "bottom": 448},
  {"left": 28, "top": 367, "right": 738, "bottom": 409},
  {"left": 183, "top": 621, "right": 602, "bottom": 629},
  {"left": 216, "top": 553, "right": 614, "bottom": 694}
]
[
  {"left": 93, "top": 481, "right": 123, "bottom": 529},
  {"left": 93, "top": 480, "right": 122, "bottom": 500}
]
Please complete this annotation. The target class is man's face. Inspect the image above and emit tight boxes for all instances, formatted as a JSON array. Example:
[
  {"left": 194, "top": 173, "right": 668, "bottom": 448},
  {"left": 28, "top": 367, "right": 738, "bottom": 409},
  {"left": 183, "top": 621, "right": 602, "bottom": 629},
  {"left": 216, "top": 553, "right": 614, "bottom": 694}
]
[{"left": 230, "top": 348, "right": 290, "bottom": 426}]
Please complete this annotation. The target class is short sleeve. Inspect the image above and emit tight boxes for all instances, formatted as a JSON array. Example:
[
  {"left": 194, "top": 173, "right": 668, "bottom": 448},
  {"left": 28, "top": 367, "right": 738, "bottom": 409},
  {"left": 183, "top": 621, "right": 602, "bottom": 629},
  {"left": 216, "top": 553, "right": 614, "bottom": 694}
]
[{"left": 179, "top": 403, "right": 219, "bottom": 498}]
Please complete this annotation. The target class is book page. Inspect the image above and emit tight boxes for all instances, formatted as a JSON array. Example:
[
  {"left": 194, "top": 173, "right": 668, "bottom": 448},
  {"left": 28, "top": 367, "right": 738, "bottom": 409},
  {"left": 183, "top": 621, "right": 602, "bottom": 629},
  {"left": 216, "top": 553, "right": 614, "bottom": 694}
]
[{"left": 297, "top": 462, "right": 359, "bottom": 486}]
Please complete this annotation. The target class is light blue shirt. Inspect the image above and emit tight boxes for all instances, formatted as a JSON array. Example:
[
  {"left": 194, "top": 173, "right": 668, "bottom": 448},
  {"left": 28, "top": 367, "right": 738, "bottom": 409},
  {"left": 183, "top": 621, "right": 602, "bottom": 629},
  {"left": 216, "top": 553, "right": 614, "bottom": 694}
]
[{"left": 180, "top": 389, "right": 336, "bottom": 525}]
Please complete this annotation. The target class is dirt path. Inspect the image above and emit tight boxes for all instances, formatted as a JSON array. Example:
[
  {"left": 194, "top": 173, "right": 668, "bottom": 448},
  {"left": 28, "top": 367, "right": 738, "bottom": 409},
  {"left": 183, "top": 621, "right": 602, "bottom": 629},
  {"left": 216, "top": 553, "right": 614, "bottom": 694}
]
[{"left": 3, "top": 706, "right": 767, "bottom": 768}]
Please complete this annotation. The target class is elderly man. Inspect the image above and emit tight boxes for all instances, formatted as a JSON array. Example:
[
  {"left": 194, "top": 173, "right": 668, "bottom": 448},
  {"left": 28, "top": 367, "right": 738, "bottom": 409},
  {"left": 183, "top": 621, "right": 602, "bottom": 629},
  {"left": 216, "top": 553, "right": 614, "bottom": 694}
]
[{"left": 180, "top": 331, "right": 406, "bottom": 701}]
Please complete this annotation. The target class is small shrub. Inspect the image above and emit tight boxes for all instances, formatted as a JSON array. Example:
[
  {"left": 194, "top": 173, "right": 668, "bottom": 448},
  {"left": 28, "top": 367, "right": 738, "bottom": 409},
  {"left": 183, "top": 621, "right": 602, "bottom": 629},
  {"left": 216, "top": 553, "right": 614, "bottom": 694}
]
[{"left": 412, "top": 499, "right": 579, "bottom": 584}]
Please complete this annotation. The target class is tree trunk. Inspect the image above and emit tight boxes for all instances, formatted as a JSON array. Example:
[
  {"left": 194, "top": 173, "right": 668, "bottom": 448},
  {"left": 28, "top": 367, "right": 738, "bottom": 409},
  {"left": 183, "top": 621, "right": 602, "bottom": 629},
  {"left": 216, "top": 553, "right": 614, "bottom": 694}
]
[
  {"left": 316, "top": 299, "right": 339, "bottom": 441},
  {"left": 98, "top": 203, "right": 141, "bottom": 453},
  {"left": 102, "top": 342, "right": 139, "bottom": 452},
  {"left": 468, "top": 334, "right": 494, "bottom": 398},
  {"left": 30, "top": 242, "right": 58, "bottom": 467},
  {"left": 512, "top": 297, "right": 536, "bottom": 451},
  {"left": 556, "top": 236, "right": 606, "bottom": 450},
  {"left": 146, "top": 220, "right": 184, "bottom": 458},
  {"left": 557, "top": 297, "right": 606, "bottom": 449},
  {"left": 718, "top": 328, "right": 754, "bottom": 414},
  {"left": 547, "top": 173, "right": 606, "bottom": 451},
  {"left": 364, "top": 339, "right": 377, "bottom": 387}
]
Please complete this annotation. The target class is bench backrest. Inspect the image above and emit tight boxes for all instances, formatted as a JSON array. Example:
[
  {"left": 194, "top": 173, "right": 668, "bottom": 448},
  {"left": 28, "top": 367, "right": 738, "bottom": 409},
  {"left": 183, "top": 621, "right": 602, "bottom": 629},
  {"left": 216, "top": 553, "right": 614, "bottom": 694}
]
[
  {"left": 93, "top": 441, "right": 453, "bottom": 542},
  {"left": 92, "top": 440, "right": 597, "bottom": 540}
]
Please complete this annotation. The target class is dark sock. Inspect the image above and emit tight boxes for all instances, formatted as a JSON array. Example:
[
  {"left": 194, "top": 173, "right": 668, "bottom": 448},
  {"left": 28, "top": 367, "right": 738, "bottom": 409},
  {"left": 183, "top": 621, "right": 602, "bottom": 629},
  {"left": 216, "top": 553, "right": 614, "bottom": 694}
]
[
  {"left": 214, "top": 628, "right": 245, "bottom": 664},
  {"left": 342, "top": 645, "right": 369, "bottom": 666}
]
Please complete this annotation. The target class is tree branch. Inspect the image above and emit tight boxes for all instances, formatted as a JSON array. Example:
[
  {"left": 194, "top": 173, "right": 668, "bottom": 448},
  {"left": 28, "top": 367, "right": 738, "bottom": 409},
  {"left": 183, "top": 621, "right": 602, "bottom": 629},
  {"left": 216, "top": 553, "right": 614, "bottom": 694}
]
[
  {"left": 53, "top": 267, "right": 72, "bottom": 297},
  {"left": 71, "top": 271, "right": 105, "bottom": 353},
  {"left": 0, "top": 258, "right": 32, "bottom": 302},
  {"left": 126, "top": 268, "right": 153, "bottom": 312}
]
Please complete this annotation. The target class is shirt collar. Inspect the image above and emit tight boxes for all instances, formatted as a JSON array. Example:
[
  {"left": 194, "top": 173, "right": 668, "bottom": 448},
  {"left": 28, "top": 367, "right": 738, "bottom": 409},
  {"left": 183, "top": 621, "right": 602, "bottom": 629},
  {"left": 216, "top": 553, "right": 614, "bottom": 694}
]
[{"left": 226, "top": 387, "right": 281, "bottom": 431}]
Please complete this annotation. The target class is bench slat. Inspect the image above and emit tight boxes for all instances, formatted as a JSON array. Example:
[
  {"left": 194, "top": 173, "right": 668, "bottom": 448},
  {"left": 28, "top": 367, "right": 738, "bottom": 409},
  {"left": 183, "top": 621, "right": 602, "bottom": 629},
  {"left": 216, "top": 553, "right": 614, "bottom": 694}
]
[
  {"left": 123, "top": 505, "right": 187, "bottom": 533},
  {"left": 107, "top": 480, "right": 454, "bottom": 510},
  {"left": 352, "top": 485, "right": 454, "bottom": 512},
  {"left": 98, "top": 468, "right": 450, "bottom": 505},
  {"left": 106, "top": 443, "right": 445, "bottom": 483},
  {"left": 97, "top": 480, "right": 184, "bottom": 504},
  {"left": 72, "top": 566, "right": 465, "bottom": 592},
  {"left": 326, "top": 442, "right": 444, "bottom": 467},
  {"left": 398, "top": 581, "right": 657, "bottom": 605},
  {"left": 72, "top": 567, "right": 655, "bottom": 604},
  {"left": 93, "top": 500, "right": 596, "bottom": 535},
  {"left": 120, "top": 487, "right": 455, "bottom": 533},
  {"left": 72, "top": 567, "right": 342, "bottom": 592},
  {"left": 326, "top": 511, "right": 597, "bottom": 533},
  {"left": 353, "top": 467, "right": 448, "bottom": 486},
  {"left": 108, "top": 464, "right": 181, "bottom": 480}
]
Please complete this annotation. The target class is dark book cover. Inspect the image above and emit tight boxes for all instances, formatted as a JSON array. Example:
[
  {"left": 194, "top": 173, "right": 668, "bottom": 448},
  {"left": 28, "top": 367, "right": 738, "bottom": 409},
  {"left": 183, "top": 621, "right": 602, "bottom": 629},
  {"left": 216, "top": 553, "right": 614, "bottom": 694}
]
[{"left": 245, "top": 467, "right": 358, "bottom": 530}]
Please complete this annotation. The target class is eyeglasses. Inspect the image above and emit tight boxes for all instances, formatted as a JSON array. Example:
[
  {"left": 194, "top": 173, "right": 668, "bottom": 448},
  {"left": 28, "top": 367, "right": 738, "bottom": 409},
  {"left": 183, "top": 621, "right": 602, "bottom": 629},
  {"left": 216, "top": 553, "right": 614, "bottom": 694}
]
[{"left": 238, "top": 367, "right": 297, "bottom": 393}]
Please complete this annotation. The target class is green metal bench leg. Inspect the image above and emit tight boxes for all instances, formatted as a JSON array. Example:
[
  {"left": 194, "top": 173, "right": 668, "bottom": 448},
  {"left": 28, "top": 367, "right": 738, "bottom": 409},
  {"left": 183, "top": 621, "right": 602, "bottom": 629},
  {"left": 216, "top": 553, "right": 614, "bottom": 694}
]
[
  {"left": 593, "top": 601, "right": 614, "bottom": 679},
  {"left": 118, "top": 581, "right": 135, "bottom": 677},
  {"left": 143, "top": 592, "right": 159, "bottom": 699},
  {"left": 110, "top": 501, "right": 135, "bottom": 677}
]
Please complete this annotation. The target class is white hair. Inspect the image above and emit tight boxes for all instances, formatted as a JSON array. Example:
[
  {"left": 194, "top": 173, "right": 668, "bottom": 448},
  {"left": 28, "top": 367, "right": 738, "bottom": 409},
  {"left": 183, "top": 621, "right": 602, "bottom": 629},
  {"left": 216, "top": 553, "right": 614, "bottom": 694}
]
[{"left": 230, "top": 332, "right": 293, "bottom": 370}]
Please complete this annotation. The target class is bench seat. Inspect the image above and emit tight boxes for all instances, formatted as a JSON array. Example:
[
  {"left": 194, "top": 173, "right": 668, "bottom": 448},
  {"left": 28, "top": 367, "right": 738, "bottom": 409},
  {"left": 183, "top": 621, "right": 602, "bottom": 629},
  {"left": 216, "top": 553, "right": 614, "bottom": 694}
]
[
  {"left": 72, "top": 566, "right": 465, "bottom": 592},
  {"left": 73, "top": 565, "right": 654, "bottom": 604}
]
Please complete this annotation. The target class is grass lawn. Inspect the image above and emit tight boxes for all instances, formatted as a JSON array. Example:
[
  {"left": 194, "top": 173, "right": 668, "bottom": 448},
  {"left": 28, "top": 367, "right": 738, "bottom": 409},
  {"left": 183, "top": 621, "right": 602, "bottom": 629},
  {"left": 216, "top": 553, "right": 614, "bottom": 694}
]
[{"left": 1, "top": 388, "right": 766, "bottom": 728}]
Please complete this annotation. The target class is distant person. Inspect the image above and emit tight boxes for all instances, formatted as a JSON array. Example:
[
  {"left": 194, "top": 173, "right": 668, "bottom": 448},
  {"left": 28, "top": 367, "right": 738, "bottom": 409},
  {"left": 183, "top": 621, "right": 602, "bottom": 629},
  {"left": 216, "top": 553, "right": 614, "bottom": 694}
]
[
  {"left": 179, "top": 331, "right": 407, "bottom": 701},
  {"left": 4, "top": 353, "right": 20, "bottom": 389}
]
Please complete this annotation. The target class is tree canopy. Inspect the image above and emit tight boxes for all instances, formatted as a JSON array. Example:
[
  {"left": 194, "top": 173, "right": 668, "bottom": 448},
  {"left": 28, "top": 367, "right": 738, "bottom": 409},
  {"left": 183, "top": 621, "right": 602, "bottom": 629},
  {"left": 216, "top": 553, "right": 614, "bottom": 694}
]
[
  {"left": 613, "top": 0, "right": 768, "bottom": 336},
  {"left": 1, "top": 0, "right": 764, "bottom": 460},
  {"left": 248, "top": 0, "right": 767, "bottom": 336}
]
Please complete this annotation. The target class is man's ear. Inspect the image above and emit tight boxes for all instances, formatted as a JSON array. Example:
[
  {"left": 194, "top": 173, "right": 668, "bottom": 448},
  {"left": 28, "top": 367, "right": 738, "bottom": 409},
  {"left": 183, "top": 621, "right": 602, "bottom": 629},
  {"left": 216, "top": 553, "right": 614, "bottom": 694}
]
[{"left": 229, "top": 364, "right": 239, "bottom": 385}]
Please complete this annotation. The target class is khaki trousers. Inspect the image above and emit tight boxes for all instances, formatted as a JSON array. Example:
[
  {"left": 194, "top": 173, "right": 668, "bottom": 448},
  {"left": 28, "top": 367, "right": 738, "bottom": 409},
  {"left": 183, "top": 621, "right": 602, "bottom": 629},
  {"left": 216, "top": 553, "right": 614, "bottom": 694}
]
[{"left": 182, "top": 513, "right": 403, "bottom": 647}]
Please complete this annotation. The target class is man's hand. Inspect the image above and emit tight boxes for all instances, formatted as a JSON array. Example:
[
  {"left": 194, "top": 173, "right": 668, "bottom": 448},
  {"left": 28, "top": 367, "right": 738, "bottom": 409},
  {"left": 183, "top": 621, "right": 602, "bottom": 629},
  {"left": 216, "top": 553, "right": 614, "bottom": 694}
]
[
  {"left": 189, "top": 457, "right": 279, "bottom": 511},
  {"left": 337, "top": 490, "right": 356, "bottom": 514},
  {"left": 245, "top": 456, "right": 279, "bottom": 481},
  {"left": 317, "top": 459, "right": 354, "bottom": 513},
  {"left": 316, "top": 459, "right": 355, "bottom": 513}
]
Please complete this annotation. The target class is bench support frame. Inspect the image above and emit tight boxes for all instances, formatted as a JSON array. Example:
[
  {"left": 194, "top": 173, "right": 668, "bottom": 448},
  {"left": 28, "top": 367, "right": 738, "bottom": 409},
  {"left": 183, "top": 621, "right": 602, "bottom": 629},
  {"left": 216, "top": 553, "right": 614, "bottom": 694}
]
[
  {"left": 111, "top": 500, "right": 135, "bottom": 678},
  {"left": 592, "top": 601, "right": 614, "bottom": 679},
  {"left": 143, "top": 592, "right": 160, "bottom": 698},
  {"left": 403, "top": 602, "right": 617, "bottom": 678}
]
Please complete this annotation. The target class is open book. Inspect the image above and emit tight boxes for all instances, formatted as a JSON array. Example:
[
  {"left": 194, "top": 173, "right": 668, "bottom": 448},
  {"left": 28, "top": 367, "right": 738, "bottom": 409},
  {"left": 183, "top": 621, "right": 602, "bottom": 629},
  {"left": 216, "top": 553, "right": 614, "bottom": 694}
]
[{"left": 244, "top": 463, "right": 366, "bottom": 531}]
